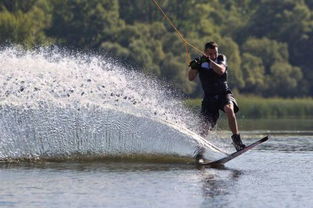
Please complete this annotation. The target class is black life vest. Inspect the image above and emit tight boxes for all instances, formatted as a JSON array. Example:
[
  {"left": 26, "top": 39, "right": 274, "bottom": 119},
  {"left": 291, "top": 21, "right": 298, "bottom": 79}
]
[{"left": 190, "top": 54, "right": 231, "bottom": 96}]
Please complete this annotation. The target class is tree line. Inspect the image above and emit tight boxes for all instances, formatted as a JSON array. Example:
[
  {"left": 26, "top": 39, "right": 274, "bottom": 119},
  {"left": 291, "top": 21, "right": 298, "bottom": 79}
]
[{"left": 0, "top": 0, "right": 312, "bottom": 98}]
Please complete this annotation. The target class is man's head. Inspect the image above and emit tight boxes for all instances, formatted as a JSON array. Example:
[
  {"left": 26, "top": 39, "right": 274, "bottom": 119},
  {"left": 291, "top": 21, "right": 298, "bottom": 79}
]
[{"left": 204, "top": 41, "right": 218, "bottom": 60}]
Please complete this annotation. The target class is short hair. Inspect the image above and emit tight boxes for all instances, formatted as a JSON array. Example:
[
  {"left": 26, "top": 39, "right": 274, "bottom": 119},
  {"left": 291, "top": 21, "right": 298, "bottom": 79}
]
[{"left": 205, "top": 42, "right": 218, "bottom": 50}]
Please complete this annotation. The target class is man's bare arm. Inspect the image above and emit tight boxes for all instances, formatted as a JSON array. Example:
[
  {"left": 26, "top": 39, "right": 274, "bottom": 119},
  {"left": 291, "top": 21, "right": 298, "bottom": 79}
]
[
  {"left": 188, "top": 68, "right": 198, "bottom": 81},
  {"left": 209, "top": 59, "right": 226, "bottom": 76}
]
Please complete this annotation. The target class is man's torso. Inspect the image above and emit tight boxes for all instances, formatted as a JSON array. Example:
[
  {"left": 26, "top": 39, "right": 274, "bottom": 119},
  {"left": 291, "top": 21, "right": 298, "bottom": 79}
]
[{"left": 192, "top": 54, "right": 231, "bottom": 97}]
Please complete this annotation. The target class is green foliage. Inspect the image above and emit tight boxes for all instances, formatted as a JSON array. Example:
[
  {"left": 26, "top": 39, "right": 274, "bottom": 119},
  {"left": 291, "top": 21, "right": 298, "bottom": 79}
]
[
  {"left": 101, "top": 42, "right": 129, "bottom": 59},
  {"left": 0, "top": 0, "right": 37, "bottom": 13},
  {"left": 242, "top": 38, "right": 289, "bottom": 70},
  {"left": 0, "top": 0, "right": 51, "bottom": 47},
  {"left": 48, "top": 0, "right": 123, "bottom": 49},
  {"left": 267, "top": 62, "right": 303, "bottom": 97},
  {"left": 241, "top": 38, "right": 304, "bottom": 96},
  {"left": 241, "top": 53, "right": 266, "bottom": 93},
  {"left": 119, "top": 0, "right": 160, "bottom": 24},
  {"left": 219, "top": 38, "right": 244, "bottom": 89},
  {"left": 241, "top": 0, "right": 313, "bottom": 96},
  {"left": 238, "top": 96, "right": 313, "bottom": 119},
  {"left": 161, "top": 54, "right": 196, "bottom": 94},
  {"left": 246, "top": 0, "right": 312, "bottom": 43},
  {"left": 0, "top": 0, "right": 312, "bottom": 97}
]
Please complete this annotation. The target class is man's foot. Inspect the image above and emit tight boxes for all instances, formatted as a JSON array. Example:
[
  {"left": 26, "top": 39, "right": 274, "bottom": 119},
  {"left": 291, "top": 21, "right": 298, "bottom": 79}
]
[
  {"left": 231, "top": 134, "right": 246, "bottom": 151},
  {"left": 194, "top": 146, "right": 205, "bottom": 163}
]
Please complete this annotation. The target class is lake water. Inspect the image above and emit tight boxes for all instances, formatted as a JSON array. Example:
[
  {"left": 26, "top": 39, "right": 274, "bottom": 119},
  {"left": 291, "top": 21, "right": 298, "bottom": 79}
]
[
  {"left": 1, "top": 48, "right": 312, "bottom": 208},
  {"left": 1, "top": 130, "right": 312, "bottom": 208}
]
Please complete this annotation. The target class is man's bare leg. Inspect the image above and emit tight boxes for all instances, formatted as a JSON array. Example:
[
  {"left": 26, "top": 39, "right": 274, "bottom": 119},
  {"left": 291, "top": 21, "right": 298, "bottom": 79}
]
[
  {"left": 223, "top": 103, "right": 238, "bottom": 135},
  {"left": 224, "top": 103, "right": 245, "bottom": 151}
]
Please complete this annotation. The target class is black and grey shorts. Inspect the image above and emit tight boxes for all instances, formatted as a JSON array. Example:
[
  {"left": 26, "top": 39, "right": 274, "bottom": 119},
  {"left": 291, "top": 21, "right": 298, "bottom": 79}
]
[{"left": 200, "top": 93, "right": 239, "bottom": 128}]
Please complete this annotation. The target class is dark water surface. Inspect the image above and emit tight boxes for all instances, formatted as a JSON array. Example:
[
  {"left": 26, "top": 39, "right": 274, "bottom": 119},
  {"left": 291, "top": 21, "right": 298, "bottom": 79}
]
[{"left": 1, "top": 134, "right": 313, "bottom": 208}]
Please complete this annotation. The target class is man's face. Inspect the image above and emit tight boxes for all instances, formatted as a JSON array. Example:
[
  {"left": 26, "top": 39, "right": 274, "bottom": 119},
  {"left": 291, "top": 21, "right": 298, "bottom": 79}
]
[{"left": 204, "top": 47, "right": 218, "bottom": 60}]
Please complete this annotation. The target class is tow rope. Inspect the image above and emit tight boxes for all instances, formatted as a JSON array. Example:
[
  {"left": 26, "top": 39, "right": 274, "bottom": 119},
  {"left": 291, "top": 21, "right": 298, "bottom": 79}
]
[{"left": 151, "top": 0, "right": 206, "bottom": 66}]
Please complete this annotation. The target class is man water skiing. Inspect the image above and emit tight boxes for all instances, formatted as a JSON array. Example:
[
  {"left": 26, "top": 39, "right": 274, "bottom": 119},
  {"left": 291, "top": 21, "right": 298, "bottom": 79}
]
[{"left": 188, "top": 41, "right": 245, "bottom": 152}]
